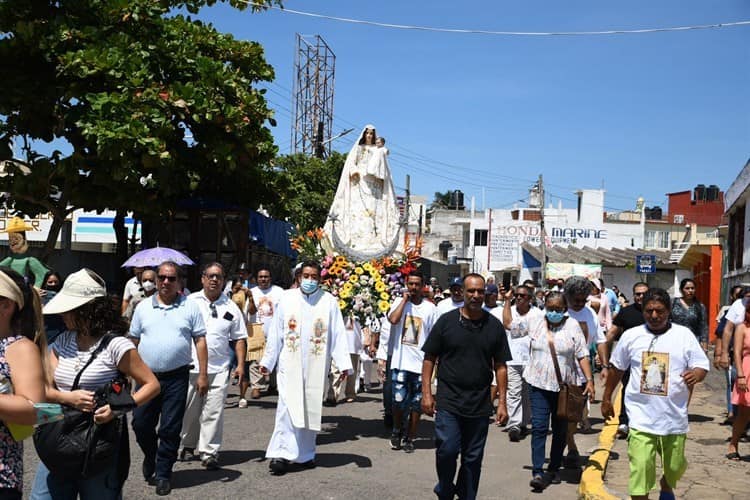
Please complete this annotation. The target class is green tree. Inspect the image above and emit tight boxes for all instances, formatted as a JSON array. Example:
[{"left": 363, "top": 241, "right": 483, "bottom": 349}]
[
  {"left": 0, "top": 0, "right": 280, "bottom": 260},
  {"left": 265, "top": 152, "right": 345, "bottom": 229}
]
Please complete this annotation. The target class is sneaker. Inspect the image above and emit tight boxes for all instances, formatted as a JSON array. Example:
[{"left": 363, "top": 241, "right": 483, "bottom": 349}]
[
  {"left": 238, "top": 398, "right": 248, "bottom": 408},
  {"left": 529, "top": 474, "right": 545, "bottom": 491},
  {"left": 402, "top": 439, "right": 415, "bottom": 453},
  {"left": 508, "top": 427, "right": 521, "bottom": 442},
  {"left": 617, "top": 424, "right": 629, "bottom": 439},
  {"left": 390, "top": 431, "right": 402, "bottom": 450},
  {"left": 269, "top": 458, "right": 288, "bottom": 476},
  {"left": 202, "top": 455, "right": 219, "bottom": 470},
  {"left": 179, "top": 448, "right": 196, "bottom": 462},
  {"left": 564, "top": 449, "right": 581, "bottom": 468}
]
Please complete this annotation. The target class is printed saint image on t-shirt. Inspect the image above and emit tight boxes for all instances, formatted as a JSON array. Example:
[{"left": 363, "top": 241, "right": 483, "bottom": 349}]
[
  {"left": 640, "top": 352, "right": 669, "bottom": 396},
  {"left": 257, "top": 297, "right": 274, "bottom": 318},
  {"left": 401, "top": 315, "right": 423, "bottom": 346}
]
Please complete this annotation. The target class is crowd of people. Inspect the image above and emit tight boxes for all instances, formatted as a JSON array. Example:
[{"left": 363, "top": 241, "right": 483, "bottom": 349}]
[{"left": 0, "top": 251, "right": 748, "bottom": 499}]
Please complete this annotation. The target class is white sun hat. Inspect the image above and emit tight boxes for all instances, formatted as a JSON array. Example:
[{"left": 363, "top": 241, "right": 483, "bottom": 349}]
[{"left": 43, "top": 268, "right": 107, "bottom": 315}]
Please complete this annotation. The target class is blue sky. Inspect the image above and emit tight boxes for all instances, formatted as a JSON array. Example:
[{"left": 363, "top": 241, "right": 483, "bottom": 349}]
[{"left": 206, "top": 2, "right": 747, "bottom": 212}]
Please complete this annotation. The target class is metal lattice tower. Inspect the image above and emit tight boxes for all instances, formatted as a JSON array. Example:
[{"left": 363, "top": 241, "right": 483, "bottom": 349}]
[{"left": 292, "top": 34, "right": 336, "bottom": 158}]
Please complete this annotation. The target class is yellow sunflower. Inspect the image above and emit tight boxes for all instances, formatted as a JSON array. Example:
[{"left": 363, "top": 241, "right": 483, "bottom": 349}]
[
  {"left": 362, "top": 262, "right": 373, "bottom": 272},
  {"left": 375, "top": 281, "right": 386, "bottom": 292},
  {"left": 354, "top": 266, "right": 364, "bottom": 275},
  {"left": 380, "top": 292, "right": 390, "bottom": 301},
  {"left": 348, "top": 275, "right": 358, "bottom": 284},
  {"left": 342, "top": 282, "right": 353, "bottom": 293},
  {"left": 339, "top": 289, "right": 351, "bottom": 299},
  {"left": 378, "top": 300, "right": 390, "bottom": 313},
  {"left": 338, "top": 300, "right": 347, "bottom": 310},
  {"left": 335, "top": 255, "right": 347, "bottom": 265}
]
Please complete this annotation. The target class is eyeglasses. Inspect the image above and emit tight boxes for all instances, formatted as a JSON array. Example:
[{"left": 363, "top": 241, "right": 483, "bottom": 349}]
[
  {"left": 209, "top": 302, "right": 217, "bottom": 318},
  {"left": 203, "top": 273, "right": 223, "bottom": 281},
  {"left": 158, "top": 275, "right": 177, "bottom": 282}
]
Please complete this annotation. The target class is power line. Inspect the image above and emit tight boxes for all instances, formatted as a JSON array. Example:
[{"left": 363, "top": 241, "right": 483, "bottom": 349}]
[{"left": 245, "top": 2, "right": 750, "bottom": 37}]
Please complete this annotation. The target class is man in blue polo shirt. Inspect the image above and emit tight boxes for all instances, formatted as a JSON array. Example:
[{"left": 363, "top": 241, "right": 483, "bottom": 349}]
[{"left": 130, "top": 260, "right": 209, "bottom": 496}]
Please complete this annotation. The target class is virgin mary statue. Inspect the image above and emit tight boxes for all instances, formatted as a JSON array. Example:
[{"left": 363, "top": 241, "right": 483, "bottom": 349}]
[{"left": 324, "top": 125, "right": 402, "bottom": 260}]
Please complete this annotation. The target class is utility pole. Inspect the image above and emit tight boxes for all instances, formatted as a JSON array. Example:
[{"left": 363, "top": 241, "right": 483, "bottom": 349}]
[
  {"left": 405, "top": 174, "right": 411, "bottom": 248},
  {"left": 538, "top": 174, "right": 547, "bottom": 286}
]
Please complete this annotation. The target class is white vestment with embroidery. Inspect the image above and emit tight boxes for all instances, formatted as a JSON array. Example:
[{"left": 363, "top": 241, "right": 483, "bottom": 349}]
[{"left": 261, "top": 287, "right": 352, "bottom": 462}]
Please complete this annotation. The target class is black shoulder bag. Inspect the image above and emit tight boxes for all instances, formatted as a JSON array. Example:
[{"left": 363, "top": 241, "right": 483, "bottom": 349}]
[{"left": 33, "top": 333, "right": 130, "bottom": 480}]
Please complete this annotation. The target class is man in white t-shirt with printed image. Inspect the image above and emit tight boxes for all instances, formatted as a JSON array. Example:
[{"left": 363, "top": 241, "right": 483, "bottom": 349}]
[
  {"left": 382, "top": 271, "right": 437, "bottom": 454},
  {"left": 602, "top": 288, "right": 709, "bottom": 500},
  {"left": 501, "top": 284, "right": 544, "bottom": 442}
]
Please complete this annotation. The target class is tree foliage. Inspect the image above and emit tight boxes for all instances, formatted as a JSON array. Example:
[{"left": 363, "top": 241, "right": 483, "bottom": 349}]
[
  {"left": 0, "top": 0, "right": 281, "bottom": 257},
  {"left": 265, "top": 152, "right": 345, "bottom": 230}
]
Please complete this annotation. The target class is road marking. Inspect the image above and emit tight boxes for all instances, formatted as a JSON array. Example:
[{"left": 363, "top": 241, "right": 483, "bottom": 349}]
[{"left": 578, "top": 391, "right": 622, "bottom": 500}]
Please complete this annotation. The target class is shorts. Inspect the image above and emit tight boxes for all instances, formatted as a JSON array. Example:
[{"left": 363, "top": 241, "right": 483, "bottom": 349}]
[
  {"left": 627, "top": 428, "right": 687, "bottom": 496},
  {"left": 391, "top": 369, "right": 423, "bottom": 413}
]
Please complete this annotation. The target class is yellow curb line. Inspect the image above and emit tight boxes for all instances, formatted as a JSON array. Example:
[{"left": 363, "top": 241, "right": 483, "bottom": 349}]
[{"left": 578, "top": 391, "right": 622, "bottom": 500}]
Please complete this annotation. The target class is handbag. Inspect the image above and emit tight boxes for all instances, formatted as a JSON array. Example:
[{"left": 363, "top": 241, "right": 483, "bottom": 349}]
[
  {"left": 546, "top": 328, "right": 586, "bottom": 423},
  {"left": 246, "top": 322, "right": 266, "bottom": 352},
  {"left": 33, "top": 333, "right": 128, "bottom": 479}
]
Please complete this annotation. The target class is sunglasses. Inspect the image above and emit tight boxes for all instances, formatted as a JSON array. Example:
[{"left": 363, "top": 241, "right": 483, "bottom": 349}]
[
  {"left": 158, "top": 275, "right": 178, "bottom": 282},
  {"left": 209, "top": 302, "right": 217, "bottom": 318},
  {"left": 634, "top": 292, "right": 646, "bottom": 297},
  {"left": 515, "top": 293, "right": 530, "bottom": 298},
  {"left": 203, "top": 273, "right": 223, "bottom": 281}
]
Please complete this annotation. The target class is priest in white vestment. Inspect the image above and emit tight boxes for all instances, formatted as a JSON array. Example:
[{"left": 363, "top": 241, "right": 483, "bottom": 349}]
[{"left": 260, "top": 261, "right": 353, "bottom": 474}]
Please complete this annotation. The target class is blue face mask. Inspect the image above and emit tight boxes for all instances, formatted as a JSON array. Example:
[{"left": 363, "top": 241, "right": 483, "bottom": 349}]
[
  {"left": 545, "top": 310, "right": 565, "bottom": 323},
  {"left": 300, "top": 278, "right": 319, "bottom": 294},
  {"left": 743, "top": 297, "right": 750, "bottom": 308}
]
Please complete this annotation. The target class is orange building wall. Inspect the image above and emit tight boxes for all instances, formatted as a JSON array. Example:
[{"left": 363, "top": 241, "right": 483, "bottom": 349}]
[{"left": 691, "top": 245, "right": 722, "bottom": 343}]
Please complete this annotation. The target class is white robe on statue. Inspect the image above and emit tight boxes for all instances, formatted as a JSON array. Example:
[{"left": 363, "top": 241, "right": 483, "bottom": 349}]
[
  {"left": 261, "top": 287, "right": 352, "bottom": 463},
  {"left": 324, "top": 124, "right": 401, "bottom": 259}
]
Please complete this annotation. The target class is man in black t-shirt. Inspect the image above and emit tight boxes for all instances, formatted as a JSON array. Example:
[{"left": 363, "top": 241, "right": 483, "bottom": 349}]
[
  {"left": 422, "top": 274, "right": 512, "bottom": 500},
  {"left": 601, "top": 281, "right": 648, "bottom": 438}
]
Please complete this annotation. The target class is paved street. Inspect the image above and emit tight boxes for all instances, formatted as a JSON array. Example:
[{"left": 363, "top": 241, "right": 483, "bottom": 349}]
[
  {"left": 603, "top": 366, "right": 750, "bottom": 499},
  {"left": 23, "top": 381, "right": 604, "bottom": 499}
]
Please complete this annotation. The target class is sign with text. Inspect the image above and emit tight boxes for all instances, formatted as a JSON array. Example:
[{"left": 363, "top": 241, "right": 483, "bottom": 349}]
[{"left": 636, "top": 254, "right": 657, "bottom": 274}]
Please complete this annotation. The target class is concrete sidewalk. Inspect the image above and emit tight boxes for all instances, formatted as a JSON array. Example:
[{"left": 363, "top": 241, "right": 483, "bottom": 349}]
[{"left": 598, "top": 367, "right": 750, "bottom": 499}]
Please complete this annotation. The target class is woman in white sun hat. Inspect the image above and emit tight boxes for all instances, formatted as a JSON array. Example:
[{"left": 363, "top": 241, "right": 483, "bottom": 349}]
[{"left": 31, "top": 268, "right": 160, "bottom": 500}]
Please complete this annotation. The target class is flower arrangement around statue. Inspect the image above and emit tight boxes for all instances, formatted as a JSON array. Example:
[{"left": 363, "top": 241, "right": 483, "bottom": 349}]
[{"left": 290, "top": 227, "right": 421, "bottom": 326}]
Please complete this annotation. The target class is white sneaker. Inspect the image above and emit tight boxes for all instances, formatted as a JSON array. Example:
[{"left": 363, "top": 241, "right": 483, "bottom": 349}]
[{"left": 238, "top": 398, "right": 248, "bottom": 408}]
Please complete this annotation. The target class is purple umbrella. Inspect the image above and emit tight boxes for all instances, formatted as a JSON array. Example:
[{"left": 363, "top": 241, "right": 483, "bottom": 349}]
[{"left": 121, "top": 246, "right": 195, "bottom": 268}]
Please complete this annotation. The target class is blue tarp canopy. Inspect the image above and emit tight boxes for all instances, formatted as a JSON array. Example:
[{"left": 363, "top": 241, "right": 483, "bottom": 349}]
[{"left": 249, "top": 211, "right": 295, "bottom": 258}]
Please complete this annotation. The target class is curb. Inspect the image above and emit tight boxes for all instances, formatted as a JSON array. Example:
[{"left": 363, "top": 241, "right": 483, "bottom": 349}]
[{"left": 577, "top": 392, "right": 622, "bottom": 500}]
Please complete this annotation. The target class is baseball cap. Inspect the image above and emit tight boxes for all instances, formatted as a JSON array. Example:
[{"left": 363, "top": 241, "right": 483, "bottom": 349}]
[
  {"left": 485, "top": 284, "right": 499, "bottom": 295},
  {"left": 449, "top": 277, "right": 462, "bottom": 289},
  {"left": 43, "top": 269, "right": 107, "bottom": 315}
]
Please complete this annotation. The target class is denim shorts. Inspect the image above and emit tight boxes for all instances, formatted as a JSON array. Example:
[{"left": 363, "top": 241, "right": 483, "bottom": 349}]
[{"left": 391, "top": 369, "right": 423, "bottom": 413}]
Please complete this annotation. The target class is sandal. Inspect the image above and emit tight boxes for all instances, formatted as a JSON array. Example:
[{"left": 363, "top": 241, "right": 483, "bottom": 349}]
[{"left": 726, "top": 451, "right": 741, "bottom": 461}]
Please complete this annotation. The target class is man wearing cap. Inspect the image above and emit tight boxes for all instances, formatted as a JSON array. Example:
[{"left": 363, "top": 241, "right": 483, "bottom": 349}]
[
  {"left": 0, "top": 216, "right": 48, "bottom": 287},
  {"left": 130, "top": 261, "right": 209, "bottom": 496},
  {"left": 180, "top": 263, "right": 246, "bottom": 470},
  {"left": 483, "top": 284, "right": 502, "bottom": 320},
  {"left": 436, "top": 277, "right": 464, "bottom": 317}
]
